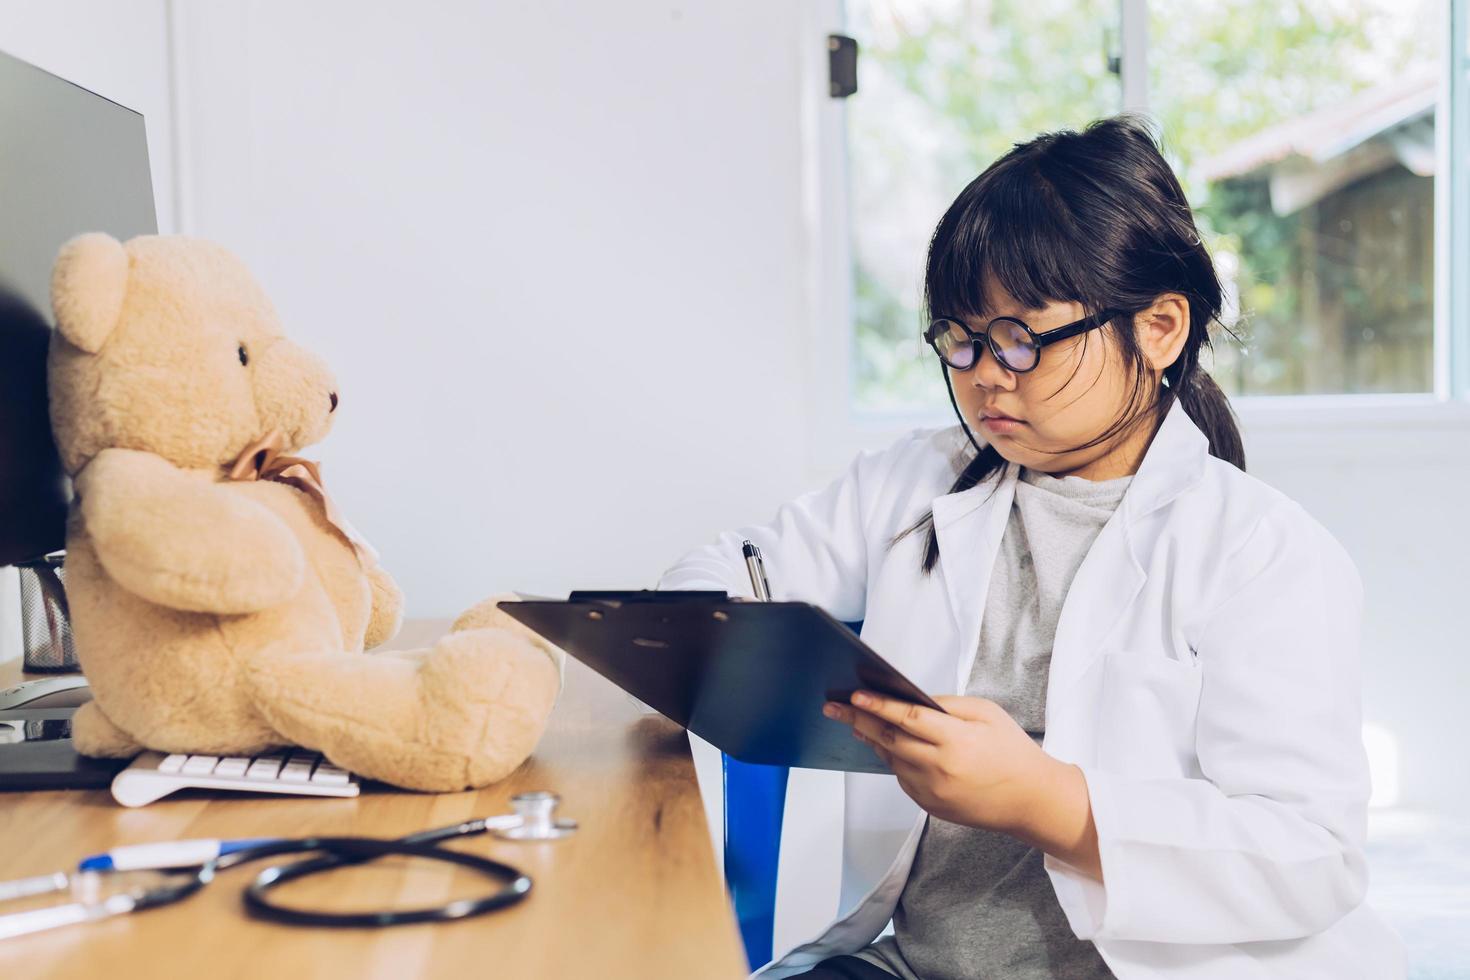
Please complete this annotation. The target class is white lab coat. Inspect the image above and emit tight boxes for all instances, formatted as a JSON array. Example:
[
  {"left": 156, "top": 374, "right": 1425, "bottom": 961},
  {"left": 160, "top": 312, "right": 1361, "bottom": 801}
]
[{"left": 656, "top": 399, "right": 1406, "bottom": 979}]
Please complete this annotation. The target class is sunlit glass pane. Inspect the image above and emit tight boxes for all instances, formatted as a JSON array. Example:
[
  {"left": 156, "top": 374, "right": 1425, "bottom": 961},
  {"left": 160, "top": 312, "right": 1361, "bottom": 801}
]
[{"left": 1150, "top": 0, "right": 1439, "bottom": 395}]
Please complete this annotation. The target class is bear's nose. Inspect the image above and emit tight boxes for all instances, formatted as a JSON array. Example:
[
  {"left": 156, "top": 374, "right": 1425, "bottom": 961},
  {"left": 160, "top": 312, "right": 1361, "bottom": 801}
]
[{"left": 329, "top": 391, "right": 339, "bottom": 413}]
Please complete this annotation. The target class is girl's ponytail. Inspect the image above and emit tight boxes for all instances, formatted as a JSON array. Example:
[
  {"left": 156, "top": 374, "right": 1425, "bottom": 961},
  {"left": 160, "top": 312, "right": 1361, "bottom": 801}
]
[{"left": 1169, "top": 366, "right": 1246, "bottom": 470}]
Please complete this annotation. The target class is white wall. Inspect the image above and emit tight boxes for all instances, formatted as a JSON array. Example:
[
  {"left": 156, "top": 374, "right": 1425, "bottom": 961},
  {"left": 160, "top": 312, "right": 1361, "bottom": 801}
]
[
  {"left": 170, "top": 1, "right": 820, "bottom": 621},
  {"left": 0, "top": 0, "right": 180, "bottom": 662}
]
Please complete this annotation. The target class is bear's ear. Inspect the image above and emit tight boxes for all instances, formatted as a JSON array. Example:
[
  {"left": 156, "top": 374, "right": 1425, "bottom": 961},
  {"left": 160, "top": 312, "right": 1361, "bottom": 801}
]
[{"left": 50, "top": 232, "right": 129, "bottom": 354}]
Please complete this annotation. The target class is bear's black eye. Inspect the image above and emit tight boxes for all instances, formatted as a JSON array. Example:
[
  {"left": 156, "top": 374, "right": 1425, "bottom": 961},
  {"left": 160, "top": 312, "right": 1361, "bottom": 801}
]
[{"left": 238, "top": 343, "right": 249, "bottom": 366}]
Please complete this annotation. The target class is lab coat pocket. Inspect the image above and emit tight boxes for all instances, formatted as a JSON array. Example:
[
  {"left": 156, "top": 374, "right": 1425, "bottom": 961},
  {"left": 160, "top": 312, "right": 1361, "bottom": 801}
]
[{"left": 1095, "top": 649, "right": 1202, "bottom": 778}]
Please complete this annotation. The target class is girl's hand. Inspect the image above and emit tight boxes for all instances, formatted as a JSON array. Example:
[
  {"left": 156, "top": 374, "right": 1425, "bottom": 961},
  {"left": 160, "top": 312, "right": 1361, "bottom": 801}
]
[{"left": 824, "top": 690, "right": 1102, "bottom": 878}]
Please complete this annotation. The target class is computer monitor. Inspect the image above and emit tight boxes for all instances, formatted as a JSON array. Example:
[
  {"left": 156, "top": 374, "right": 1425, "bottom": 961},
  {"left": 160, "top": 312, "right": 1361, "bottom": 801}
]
[{"left": 0, "top": 50, "right": 158, "bottom": 566}]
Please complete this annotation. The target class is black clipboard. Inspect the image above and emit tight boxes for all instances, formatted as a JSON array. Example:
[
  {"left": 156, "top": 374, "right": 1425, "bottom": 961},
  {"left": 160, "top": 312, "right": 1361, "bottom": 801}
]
[{"left": 497, "top": 590, "right": 944, "bottom": 773}]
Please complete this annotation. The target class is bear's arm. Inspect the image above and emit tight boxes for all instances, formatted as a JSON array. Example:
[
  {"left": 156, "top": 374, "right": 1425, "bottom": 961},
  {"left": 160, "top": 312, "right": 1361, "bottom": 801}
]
[
  {"left": 75, "top": 448, "right": 307, "bottom": 614},
  {"left": 362, "top": 562, "right": 404, "bottom": 649}
]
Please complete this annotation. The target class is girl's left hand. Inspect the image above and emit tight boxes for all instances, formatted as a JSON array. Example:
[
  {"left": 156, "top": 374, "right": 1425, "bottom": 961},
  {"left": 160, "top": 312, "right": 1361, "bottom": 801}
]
[{"left": 824, "top": 690, "right": 1062, "bottom": 833}]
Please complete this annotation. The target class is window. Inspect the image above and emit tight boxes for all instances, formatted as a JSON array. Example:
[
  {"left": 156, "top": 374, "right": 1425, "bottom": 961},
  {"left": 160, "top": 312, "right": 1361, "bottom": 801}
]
[
  {"left": 844, "top": 0, "right": 1451, "bottom": 412},
  {"left": 845, "top": 0, "right": 1122, "bottom": 413},
  {"left": 1151, "top": 0, "right": 1439, "bottom": 396}
]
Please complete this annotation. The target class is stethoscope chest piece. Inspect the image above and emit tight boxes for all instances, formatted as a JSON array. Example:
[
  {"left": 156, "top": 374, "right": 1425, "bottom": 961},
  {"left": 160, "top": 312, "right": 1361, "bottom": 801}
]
[{"left": 489, "top": 791, "right": 577, "bottom": 841}]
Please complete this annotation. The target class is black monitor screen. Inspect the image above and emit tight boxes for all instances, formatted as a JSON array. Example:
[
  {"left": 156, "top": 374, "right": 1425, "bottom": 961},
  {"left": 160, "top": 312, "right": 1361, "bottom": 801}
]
[{"left": 0, "top": 51, "right": 158, "bottom": 566}]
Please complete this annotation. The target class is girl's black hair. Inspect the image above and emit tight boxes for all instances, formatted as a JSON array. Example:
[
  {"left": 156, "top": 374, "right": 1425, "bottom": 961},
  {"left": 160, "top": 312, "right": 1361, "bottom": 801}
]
[{"left": 894, "top": 113, "right": 1246, "bottom": 574}]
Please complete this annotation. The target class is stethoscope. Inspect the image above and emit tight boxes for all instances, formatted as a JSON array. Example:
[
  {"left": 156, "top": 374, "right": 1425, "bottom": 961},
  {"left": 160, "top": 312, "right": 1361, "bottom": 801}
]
[{"left": 0, "top": 791, "right": 577, "bottom": 941}]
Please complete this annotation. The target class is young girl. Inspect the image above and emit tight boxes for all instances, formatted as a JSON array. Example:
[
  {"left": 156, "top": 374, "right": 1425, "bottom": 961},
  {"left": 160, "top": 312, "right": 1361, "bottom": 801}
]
[{"left": 657, "top": 115, "right": 1404, "bottom": 979}]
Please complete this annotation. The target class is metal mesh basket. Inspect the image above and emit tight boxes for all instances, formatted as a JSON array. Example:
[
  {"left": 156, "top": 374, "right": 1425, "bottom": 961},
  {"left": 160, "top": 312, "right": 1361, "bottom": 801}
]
[{"left": 18, "top": 553, "right": 76, "bottom": 672}]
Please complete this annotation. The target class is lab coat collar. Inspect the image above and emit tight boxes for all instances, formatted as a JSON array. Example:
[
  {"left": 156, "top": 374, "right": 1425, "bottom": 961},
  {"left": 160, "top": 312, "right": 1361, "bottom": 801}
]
[
  {"left": 1118, "top": 395, "right": 1210, "bottom": 524},
  {"left": 930, "top": 396, "right": 1208, "bottom": 548},
  {"left": 927, "top": 397, "right": 1209, "bottom": 695}
]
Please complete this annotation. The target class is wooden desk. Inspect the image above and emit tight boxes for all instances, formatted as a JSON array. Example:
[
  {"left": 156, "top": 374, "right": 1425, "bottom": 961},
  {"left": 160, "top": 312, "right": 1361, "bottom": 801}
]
[{"left": 0, "top": 622, "right": 747, "bottom": 979}]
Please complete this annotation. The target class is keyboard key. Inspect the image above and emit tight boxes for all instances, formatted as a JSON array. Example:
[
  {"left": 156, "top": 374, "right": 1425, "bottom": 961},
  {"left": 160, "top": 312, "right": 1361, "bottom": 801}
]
[
  {"left": 181, "top": 755, "right": 219, "bottom": 776},
  {"left": 213, "top": 757, "right": 250, "bottom": 778},
  {"left": 278, "top": 758, "right": 315, "bottom": 783},
  {"left": 246, "top": 756, "right": 284, "bottom": 780},
  {"left": 158, "top": 754, "right": 188, "bottom": 774},
  {"left": 311, "top": 765, "right": 350, "bottom": 786}
]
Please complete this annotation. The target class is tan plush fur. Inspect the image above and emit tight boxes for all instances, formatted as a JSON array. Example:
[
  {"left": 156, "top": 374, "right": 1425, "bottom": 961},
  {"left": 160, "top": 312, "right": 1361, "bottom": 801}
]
[{"left": 48, "top": 233, "right": 565, "bottom": 792}]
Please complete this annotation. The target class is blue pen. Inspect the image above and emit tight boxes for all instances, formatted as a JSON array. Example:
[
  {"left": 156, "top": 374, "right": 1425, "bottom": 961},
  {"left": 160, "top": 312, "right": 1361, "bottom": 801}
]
[{"left": 76, "top": 838, "right": 279, "bottom": 873}]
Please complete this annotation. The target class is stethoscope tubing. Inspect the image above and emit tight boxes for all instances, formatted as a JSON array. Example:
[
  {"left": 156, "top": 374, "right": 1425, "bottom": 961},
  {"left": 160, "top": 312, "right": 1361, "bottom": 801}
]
[
  {"left": 124, "top": 818, "right": 533, "bottom": 928},
  {"left": 239, "top": 836, "right": 531, "bottom": 927}
]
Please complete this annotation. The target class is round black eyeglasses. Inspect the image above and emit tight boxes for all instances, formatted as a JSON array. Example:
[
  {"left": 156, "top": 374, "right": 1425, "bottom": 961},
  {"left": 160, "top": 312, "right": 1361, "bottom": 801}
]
[{"left": 924, "top": 309, "right": 1121, "bottom": 374}]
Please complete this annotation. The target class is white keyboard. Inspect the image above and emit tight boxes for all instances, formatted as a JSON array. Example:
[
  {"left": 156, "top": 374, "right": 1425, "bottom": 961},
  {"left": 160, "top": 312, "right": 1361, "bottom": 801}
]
[{"left": 111, "top": 749, "right": 360, "bottom": 807}]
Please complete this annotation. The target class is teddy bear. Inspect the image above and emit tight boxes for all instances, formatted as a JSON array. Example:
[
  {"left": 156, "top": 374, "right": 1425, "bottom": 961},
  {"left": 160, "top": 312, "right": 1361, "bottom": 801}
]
[{"left": 46, "top": 232, "right": 564, "bottom": 792}]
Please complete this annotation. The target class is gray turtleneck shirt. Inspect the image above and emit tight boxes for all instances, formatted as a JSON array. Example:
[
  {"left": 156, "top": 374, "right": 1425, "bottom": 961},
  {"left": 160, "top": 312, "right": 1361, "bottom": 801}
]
[{"left": 851, "top": 465, "right": 1131, "bottom": 980}]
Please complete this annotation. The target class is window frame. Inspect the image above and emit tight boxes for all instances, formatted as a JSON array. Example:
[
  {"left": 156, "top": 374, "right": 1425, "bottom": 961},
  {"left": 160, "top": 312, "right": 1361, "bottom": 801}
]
[
  {"left": 1447, "top": 0, "right": 1470, "bottom": 400},
  {"left": 805, "top": 0, "right": 1470, "bottom": 475}
]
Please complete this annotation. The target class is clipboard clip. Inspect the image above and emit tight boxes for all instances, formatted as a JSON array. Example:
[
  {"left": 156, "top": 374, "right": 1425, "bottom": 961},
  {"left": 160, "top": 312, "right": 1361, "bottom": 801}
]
[{"left": 565, "top": 590, "right": 729, "bottom": 609}]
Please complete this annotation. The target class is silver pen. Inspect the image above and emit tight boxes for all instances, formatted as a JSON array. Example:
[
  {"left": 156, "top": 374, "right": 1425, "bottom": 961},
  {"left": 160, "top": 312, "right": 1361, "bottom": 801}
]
[{"left": 741, "top": 539, "right": 772, "bottom": 601}]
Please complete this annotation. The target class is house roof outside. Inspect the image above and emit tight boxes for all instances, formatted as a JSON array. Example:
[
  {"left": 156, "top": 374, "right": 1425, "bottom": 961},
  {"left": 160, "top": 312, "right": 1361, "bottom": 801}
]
[{"left": 1194, "top": 71, "right": 1437, "bottom": 216}]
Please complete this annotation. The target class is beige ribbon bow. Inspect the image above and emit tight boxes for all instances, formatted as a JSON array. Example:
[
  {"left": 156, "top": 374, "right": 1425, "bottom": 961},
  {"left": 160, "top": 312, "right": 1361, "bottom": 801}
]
[{"left": 227, "top": 430, "right": 380, "bottom": 568}]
